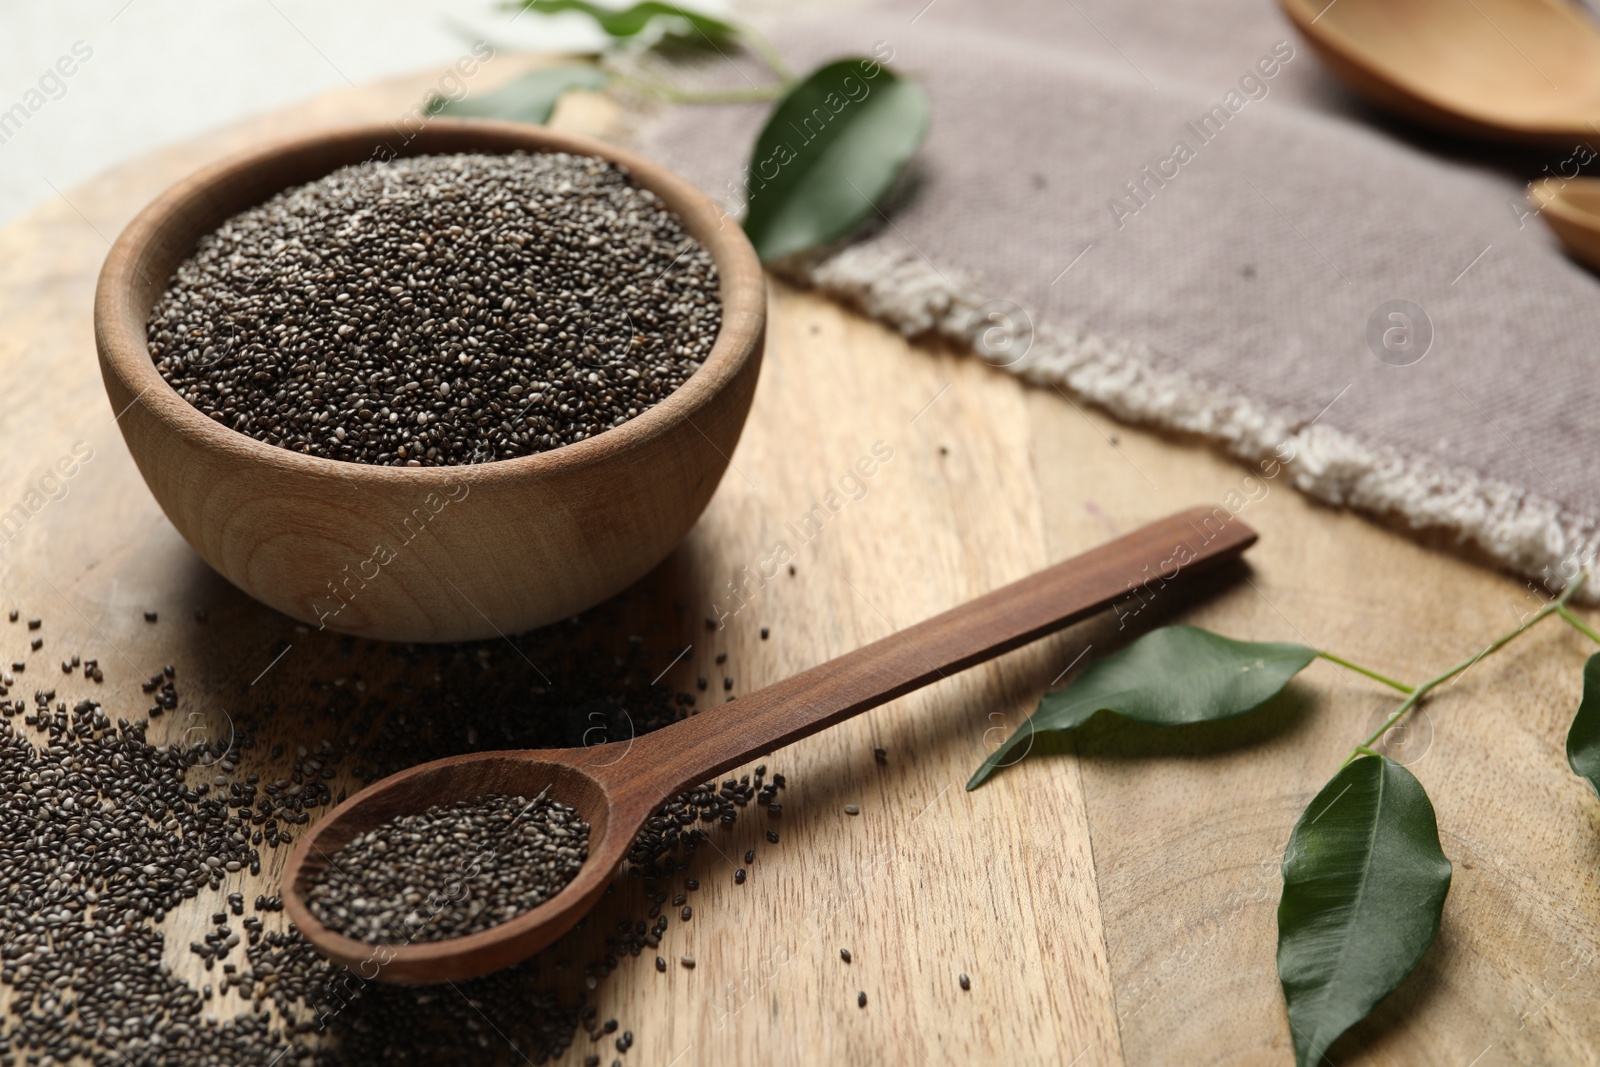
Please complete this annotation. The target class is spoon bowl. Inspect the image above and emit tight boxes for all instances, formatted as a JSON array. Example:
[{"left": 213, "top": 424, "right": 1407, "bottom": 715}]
[
  {"left": 283, "top": 749, "right": 634, "bottom": 983},
  {"left": 1280, "top": 0, "right": 1600, "bottom": 144},
  {"left": 283, "top": 506, "right": 1259, "bottom": 984}
]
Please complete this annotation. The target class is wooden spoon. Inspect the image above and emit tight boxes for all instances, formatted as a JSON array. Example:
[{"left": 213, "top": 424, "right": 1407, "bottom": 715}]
[
  {"left": 283, "top": 506, "right": 1257, "bottom": 984},
  {"left": 1280, "top": 0, "right": 1600, "bottom": 145},
  {"left": 1529, "top": 176, "right": 1600, "bottom": 270}
]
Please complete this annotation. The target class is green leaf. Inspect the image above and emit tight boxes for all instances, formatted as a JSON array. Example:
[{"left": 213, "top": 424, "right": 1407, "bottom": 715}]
[
  {"left": 1568, "top": 652, "right": 1600, "bottom": 797},
  {"left": 510, "top": 0, "right": 736, "bottom": 41},
  {"left": 966, "top": 626, "right": 1315, "bottom": 789},
  {"left": 429, "top": 65, "right": 609, "bottom": 125},
  {"left": 1277, "top": 756, "right": 1451, "bottom": 1067},
  {"left": 742, "top": 57, "right": 929, "bottom": 262}
]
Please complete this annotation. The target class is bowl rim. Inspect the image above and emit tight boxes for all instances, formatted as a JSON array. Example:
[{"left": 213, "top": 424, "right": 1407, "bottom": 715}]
[{"left": 93, "top": 117, "right": 765, "bottom": 488}]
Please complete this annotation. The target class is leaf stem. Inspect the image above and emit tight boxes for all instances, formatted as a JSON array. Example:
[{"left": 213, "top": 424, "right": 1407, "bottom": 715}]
[
  {"left": 602, "top": 65, "right": 786, "bottom": 104},
  {"left": 1343, "top": 575, "right": 1586, "bottom": 766},
  {"left": 664, "top": 85, "right": 789, "bottom": 104},
  {"left": 732, "top": 21, "right": 795, "bottom": 85},
  {"left": 1559, "top": 605, "right": 1600, "bottom": 647},
  {"left": 1316, "top": 652, "right": 1413, "bottom": 694}
]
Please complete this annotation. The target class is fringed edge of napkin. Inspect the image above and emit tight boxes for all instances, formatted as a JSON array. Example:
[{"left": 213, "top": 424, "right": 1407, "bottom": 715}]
[{"left": 778, "top": 238, "right": 1600, "bottom": 602}]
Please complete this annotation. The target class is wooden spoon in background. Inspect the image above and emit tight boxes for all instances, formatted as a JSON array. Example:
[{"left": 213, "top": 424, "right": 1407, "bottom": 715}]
[
  {"left": 282, "top": 507, "right": 1257, "bottom": 984},
  {"left": 1529, "top": 177, "right": 1600, "bottom": 270},
  {"left": 1280, "top": 0, "right": 1600, "bottom": 145}
]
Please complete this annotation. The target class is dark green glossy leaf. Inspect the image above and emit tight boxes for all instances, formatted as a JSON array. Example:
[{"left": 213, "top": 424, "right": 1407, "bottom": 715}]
[
  {"left": 742, "top": 57, "right": 929, "bottom": 261},
  {"left": 966, "top": 626, "right": 1315, "bottom": 789},
  {"left": 511, "top": 0, "right": 735, "bottom": 41},
  {"left": 1567, "top": 652, "right": 1600, "bottom": 797},
  {"left": 429, "top": 65, "right": 608, "bottom": 124},
  {"left": 1277, "top": 756, "right": 1451, "bottom": 1067}
]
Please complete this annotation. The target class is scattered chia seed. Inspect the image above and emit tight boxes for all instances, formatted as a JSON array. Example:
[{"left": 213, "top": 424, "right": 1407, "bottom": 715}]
[
  {"left": 840, "top": 948, "right": 852, "bottom": 963},
  {"left": 147, "top": 151, "right": 721, "bottom": 467},
  {"left": 843, "top": 804, "right": 860, "bottom": 816},
  {"left": 766, "top": 830, "right": 779, "bottom": 843},
  {"left": 680, "top": 955, "right": 695, "bottom": 969},
  {"left": 959, "top": 973, "right": 971, "bottom": 991},
  {"left": 733, "top": 868, "right": 745, "bottom": 884},
  {"left": 858, "top": 991, "right": 867, "bottom": 1008},
  {"left": 0, "top": 582, "right": 785, "bottom": 1064},
  {"left": 743, "top": 848, "right": 755, "bottom": 864},
  {"left": 760, "top": 627, "right": 769, "bottom": 640},
  {"left": 873, "top": 746, "right": 888, "bottom": 764}
]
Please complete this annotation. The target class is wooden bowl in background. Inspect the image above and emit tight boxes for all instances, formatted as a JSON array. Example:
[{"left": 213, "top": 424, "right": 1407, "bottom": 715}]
[
  {"left": 94, "top": 120, "right": 765, "bottom": 642},
  {"left": 1278, "top": 0, "right": 1600, "bottom": 145}
]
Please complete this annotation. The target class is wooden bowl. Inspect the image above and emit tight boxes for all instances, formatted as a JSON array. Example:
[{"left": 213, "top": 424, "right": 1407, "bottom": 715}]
[
  {"left": 94, "top": 120, "right": 764, "bottom": 642},
  {"left": 1278, "top": 0, "right": 1600, "bottom": 145}
]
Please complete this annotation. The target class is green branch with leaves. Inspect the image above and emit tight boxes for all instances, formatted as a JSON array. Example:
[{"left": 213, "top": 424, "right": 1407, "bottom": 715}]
[
  {"left": 971, "top": 574, "right": 1595, "bottom": 1065},
  {"left": 431, "top": 0, "right": 929, "bottom": 262}
]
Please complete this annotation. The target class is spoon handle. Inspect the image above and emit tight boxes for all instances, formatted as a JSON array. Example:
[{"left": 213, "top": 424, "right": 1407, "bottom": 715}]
[{"left": 610, "top": 506, "right": 1256, "bottom": 806}]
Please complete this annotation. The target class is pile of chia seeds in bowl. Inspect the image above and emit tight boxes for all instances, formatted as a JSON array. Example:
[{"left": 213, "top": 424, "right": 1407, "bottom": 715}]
[{"left": 146, "top": 151, "right": 721, "bottom": 467}]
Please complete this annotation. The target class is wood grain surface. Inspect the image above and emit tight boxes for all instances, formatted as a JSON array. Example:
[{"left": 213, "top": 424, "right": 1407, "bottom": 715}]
[{"left": 2, "top": 54, "right": 1598, "bottom": 1066}]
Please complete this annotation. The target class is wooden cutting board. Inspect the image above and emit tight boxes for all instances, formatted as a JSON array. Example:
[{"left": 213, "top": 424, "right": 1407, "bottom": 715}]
[{"left": 1, "top": 54, "right": 1597, "bottom": 1067}]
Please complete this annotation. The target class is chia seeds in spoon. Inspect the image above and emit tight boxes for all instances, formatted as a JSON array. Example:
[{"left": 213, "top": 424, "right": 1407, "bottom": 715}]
[
  {"left": 147, "top": 151, "right": 720, "bottom": 467},
  {"left": 304, "top": 790, "right": 589, "bottom": 944}
]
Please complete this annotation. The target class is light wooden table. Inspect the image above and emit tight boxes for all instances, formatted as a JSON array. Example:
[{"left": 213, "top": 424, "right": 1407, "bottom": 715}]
[{"left": 2, "top": 56, "right": 1597, "bottom": 1066}]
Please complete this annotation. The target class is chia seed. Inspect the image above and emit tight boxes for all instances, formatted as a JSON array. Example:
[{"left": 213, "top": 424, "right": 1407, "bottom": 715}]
[
  {"left": 0, "top": 586, "right": 784, "bottom": 1064},
  {"left": 303, "top": 790, "right": 589, "bottom": 944},
  {"left": 148, "top": 151, "right": 721, "bottom": 467}
]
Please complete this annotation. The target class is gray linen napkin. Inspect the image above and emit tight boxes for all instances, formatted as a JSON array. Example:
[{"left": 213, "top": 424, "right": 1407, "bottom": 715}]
[{"left": 640, "top": 0, "right": 1600, "bottom": 592}]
